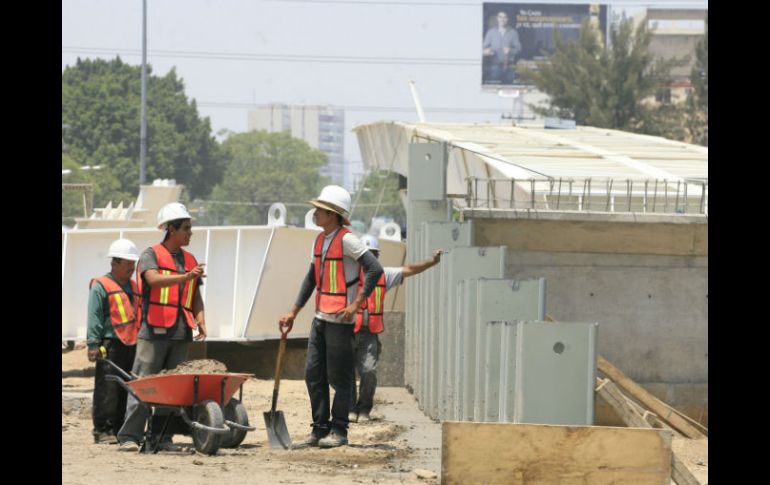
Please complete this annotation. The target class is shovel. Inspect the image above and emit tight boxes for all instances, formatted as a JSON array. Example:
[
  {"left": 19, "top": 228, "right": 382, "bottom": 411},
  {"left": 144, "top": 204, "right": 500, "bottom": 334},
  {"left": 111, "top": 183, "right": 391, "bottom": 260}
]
[{"left": 263, "top": 324, "right": 292, "bottom": 449}]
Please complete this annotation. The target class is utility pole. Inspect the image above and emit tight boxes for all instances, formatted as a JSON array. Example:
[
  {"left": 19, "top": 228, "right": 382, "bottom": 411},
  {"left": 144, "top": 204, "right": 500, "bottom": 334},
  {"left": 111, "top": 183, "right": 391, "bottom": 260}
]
[{"left": 139, "top": 0, "right": 148, "bottom": 185}]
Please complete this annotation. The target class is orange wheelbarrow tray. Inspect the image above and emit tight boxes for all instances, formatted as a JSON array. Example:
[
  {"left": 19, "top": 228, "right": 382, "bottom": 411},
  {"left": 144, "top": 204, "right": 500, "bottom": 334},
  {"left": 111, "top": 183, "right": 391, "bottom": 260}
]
[{"left": 103, "top": 359, "right": 256, "bottom": 454}]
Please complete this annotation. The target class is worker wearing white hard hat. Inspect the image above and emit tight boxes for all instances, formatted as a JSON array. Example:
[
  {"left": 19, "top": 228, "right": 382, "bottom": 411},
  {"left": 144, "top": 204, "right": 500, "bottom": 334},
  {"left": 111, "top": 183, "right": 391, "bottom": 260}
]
[
  {"left": 279, "top": 185, "right": 384, "bottom": 449},
  {"left": 349, "top": 236, "right": 444, "bottom": 424},
  {"left": 86, "top": 238, "right": 141, "bottom": 444},
  {"left": 117, "top": 202, "right": 207, "bottom": 452}
]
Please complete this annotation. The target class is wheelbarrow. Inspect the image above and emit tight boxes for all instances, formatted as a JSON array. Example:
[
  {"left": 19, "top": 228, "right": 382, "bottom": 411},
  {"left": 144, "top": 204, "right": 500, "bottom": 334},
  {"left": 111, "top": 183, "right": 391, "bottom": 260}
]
[{"left": 103, "top": 359, "right": 256, "bottom": 455}]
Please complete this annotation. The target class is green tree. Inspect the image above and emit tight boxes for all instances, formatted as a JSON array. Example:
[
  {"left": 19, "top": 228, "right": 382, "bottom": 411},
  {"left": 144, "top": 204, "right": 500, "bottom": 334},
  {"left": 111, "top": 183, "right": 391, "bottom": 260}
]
[
  {"left": 686, "top": 15, "right": 708, "bottom": 146},
  {"left": 61, "top": 57, "right": 223, "bottom": 207},
  {"left": 198, "top": 131, "right": 329, "bottom": 225},
  {"left": 520, "top": 18, "right": 686, "bottom": 139},
  {"left": 350, "top": 170, "right": 406, "bottom": 231}
]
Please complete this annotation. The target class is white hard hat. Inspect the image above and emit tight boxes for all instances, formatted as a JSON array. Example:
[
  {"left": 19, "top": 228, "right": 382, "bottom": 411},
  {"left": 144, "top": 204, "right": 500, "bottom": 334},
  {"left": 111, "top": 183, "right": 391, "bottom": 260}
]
[
  {"left": 157, "top": 202, "right": 191, "bottom": 230},
  {"left": 361, "top": 234, "right": 380, "bottom": 252},
  {"left": 107, "top": 238, "right": 140, "bottom": 261},
  {"left": 309, "top": 185, "right": 351, "bottom": 225}
]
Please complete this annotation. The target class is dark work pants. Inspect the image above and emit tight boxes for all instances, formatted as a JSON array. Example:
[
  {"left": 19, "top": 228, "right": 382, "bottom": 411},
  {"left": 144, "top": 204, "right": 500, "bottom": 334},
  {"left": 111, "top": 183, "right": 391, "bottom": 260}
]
[
  {"left": 117, "top": 339, "right": 190, "bottom": 444},
  {"left": 305, "top": 318, "right": 355, "bottom": 438},
  {"left": 92, "top": 338, "right": 136, "bottom": 435},
  {"left": 350, "top": 329, "right": 381, "bottom": 414}
]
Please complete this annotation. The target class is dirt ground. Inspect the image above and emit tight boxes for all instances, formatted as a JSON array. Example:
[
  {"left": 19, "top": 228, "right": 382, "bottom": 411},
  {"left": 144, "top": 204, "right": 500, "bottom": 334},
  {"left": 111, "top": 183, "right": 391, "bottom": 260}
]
[
  {"left": 62, "top": 348, "right": 707, "bottom": 485},
  {"left": 62, "top": 348, "right": 441, "bottom": 485}
]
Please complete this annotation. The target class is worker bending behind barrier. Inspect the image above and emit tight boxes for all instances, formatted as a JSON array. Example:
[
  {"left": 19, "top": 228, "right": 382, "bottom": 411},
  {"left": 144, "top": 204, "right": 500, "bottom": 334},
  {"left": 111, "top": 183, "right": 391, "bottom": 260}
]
[
  {"left": 279, "top": 185, "right": 384, "bottom": 449},
  {"left": 86, "top": 238, "right": 141, "bottom": 444},
  {"left": 117, "top": 202, "right": 207, "bottom": 452},
  {"left": 349, "top": 236, "right": 443, "bottom": 423}
]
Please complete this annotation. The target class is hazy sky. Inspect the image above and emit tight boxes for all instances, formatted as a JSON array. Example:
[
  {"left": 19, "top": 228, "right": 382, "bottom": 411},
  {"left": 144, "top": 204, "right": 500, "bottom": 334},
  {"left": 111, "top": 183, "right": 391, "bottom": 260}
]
[{"left": 62, "top": 0, "right": 707, "bottom": 165}]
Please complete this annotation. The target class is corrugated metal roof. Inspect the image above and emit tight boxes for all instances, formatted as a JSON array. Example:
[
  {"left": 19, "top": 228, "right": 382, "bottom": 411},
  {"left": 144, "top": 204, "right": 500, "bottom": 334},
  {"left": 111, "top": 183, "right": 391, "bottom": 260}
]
[{"left": 354, "top": 121, "right": 707, "bottom": 183}]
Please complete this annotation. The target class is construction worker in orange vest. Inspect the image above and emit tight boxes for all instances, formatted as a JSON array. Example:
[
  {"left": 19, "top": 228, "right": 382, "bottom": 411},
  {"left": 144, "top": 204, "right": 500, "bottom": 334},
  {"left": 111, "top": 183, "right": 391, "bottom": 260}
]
[
  {"left": 117, "top": 202, "right": 207, "bottom": 452},
  {"left": 349, "top": 235, "right": 443, "bottom": 423},
  {"left": 86, "top": 238, "right": 141, "bottom": 444},
  {"left": 280, "top": 185, "right": 384, "bottom": 449}
]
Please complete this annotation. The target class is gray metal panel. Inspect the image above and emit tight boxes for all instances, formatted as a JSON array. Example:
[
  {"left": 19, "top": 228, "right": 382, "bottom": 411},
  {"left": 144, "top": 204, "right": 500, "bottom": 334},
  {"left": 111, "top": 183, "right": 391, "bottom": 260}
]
[
  {"left": 406, "top": 142, "right": 449, "bottom": 393},
  {"left": 408, "top": 143, "right": 446, "bottom": 201},
  {"left": 405, "top": 201, "right": 447, "bottom": 393},
  {"left": 456, "top": 278, "right": 545, "bottom": 421},
  {"left": 455, "top": 279, "right": 477, "bottom": 421},
  {"left": 473, "top": 278, "right": 546, "bottom": 422},
  {"left": 419, "top": 222, "right": 474, "bottom": 416},
  {"left": 514, "top": 321, "right": 598, "bottom": 425},
  {"left": 436, "top": 247, "right": 507, "bottom": 420}
]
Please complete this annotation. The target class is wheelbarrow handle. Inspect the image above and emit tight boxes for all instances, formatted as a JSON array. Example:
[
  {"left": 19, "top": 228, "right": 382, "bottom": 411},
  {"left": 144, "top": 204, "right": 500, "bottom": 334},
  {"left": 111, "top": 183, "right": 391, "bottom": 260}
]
[
  {"left": 178, "top": 407, "right": 232, "bottom": 435},
  {"left": 105, "top": 374, "right": 142, "bottom": 402},
  {"left": 98, "top": 357, "right": 135, "bottom": 381},
  {"left": 225, "top": 420, "right": 256, "bottom": 432}
]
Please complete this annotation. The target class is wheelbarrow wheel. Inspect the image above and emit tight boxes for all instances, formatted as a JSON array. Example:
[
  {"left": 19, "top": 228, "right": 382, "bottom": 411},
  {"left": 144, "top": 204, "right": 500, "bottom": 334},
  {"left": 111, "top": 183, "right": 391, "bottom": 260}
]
[
  {"left": 221, "top": 398, "right": 249, "bottom": 448},
  {"left": 192, "top": 400, "right": 224, "bottom": 455}
]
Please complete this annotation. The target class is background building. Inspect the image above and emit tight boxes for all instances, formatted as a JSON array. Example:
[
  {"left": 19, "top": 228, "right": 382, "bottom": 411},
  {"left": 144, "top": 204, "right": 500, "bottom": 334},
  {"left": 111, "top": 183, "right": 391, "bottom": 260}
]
[{"left": 248, "top": 104, "right": 346, "bottom": 185}]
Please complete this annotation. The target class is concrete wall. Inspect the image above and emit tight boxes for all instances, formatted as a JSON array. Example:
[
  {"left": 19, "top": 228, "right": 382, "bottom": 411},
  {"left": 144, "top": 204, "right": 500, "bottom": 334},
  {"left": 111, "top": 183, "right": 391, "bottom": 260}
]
[
  {"left": 467, "top": 210, "right": 708, "bottom": 426},
  {"left": 187, "top": 312, "right": 407, "bottom": 386}
]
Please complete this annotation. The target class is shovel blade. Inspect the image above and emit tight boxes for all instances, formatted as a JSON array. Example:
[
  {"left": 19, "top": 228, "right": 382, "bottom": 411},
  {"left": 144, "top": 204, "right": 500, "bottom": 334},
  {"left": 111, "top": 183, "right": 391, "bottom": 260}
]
[{"left": 263, "top": 410, "right": 292, "bottom": 449}]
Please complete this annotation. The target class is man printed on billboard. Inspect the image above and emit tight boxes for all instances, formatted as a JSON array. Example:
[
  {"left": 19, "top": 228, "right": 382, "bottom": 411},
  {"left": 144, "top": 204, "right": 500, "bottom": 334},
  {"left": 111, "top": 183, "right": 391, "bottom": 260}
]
[{"left": 482, "top": 10, "right": 521, "bottom": 85}]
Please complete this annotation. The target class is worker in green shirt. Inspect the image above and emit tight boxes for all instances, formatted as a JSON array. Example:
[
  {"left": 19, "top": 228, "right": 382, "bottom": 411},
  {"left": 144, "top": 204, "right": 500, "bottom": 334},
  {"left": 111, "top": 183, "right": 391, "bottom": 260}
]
[{"left": 86, "top": 239, "right": 141, "bottom": 444}]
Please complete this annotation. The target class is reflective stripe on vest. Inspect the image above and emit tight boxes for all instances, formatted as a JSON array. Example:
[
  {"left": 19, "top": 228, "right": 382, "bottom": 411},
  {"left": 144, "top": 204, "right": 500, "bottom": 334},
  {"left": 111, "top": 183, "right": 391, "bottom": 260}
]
[
  {"left": 90, "top": 276, "right": 139, "bottom": 346},
  {"left": 355, "top": 269, "right": 386, "bottom": 334},
  {"left": 141, "top": 244, "right": 198, "bottom": 329},
  {"left": 313, "top": 227, "right": 351, "bottom": 314}
]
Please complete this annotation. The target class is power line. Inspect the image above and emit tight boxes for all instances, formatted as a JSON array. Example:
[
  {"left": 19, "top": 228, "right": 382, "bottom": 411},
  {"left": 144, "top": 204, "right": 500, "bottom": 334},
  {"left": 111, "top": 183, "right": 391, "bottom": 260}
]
[
  {"left": 62, "top": 46, "right": 480, "bottom": 66},
  {"left": 196, "top": 101, "right": 518, "bottom": 114},
  {"left": 261, "top": 0, "right": 477, "bottom": 5},
  {"left": 263, "top": 0, "right": 707, "bottom": 6}
]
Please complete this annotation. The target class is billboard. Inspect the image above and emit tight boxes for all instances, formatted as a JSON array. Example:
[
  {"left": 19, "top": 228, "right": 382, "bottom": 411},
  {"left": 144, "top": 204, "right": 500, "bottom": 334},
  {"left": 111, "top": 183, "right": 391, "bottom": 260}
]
[{"left": 482, "top": 3, "right": 608, "bottom": 87}]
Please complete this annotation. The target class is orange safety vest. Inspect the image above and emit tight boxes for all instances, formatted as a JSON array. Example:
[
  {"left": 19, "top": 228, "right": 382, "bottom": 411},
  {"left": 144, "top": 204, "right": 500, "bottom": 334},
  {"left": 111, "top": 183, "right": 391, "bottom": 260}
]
[
  {"left": 355, "top": 269, "right": 386, "bottom": 334},
  {"left": 90, "top": 276, "right": 140, "bottom": 346},
  {"left": 314, "top": 227, "right": 355, "bottom": 314},
  {"left": 141, "top": 244, "right": 199, "bottom": 329}
]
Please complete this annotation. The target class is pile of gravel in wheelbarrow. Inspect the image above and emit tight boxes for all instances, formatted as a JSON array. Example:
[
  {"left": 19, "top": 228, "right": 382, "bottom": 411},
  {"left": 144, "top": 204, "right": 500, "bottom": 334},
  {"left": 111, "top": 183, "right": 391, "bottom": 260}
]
[{"left": 159, "top": 359, "right": 228, "bottom": 374}]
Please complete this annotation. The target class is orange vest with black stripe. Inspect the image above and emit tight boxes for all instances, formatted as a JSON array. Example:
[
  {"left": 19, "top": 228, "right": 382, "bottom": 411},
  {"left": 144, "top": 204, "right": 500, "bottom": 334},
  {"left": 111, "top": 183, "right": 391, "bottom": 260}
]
[
  {"left": 355, "top": 269, "right": 386, "bottom": 334},
  {"left": 142, "top": 244, "right": 199, "bottom": 329},
  {"left": 314, "top": 228, "right": 353, "bottom": 314},
  {"left": 90, "top": 276, "right": 140, "bottom": 345}
]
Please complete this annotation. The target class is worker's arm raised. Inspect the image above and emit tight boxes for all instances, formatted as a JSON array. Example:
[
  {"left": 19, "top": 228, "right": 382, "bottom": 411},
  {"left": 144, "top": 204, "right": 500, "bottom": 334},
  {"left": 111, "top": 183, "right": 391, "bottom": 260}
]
[{"left": 401, "top": 249, "right": 443, "bottom": 278}]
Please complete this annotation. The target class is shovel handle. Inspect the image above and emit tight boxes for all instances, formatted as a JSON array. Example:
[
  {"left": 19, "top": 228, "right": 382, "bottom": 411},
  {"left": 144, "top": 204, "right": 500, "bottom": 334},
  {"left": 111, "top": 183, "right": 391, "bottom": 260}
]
[{"left": 270, "top": 331, "right": 288, "bottom": 412}]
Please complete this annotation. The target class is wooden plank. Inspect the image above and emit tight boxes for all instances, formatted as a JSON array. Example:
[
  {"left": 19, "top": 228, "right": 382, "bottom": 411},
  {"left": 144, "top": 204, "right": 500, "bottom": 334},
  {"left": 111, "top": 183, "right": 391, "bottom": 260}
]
[
  {"left": 442, "top": 421, "right": 671, "bottom": 485},
  {"left": 597, "top": 356, "right": 707, "bottom": 439},
  {"left": 595, "top": 378, "right": 649, "bottom": 428},
  {"left": 596, "top": 378, "right": 701, "bottom": 485},
  {"left": 672, "top": 455, "right": 702, "bottom": 485},
  {"left": 624, "top": 393, "right": 682, "bottom": 436}
]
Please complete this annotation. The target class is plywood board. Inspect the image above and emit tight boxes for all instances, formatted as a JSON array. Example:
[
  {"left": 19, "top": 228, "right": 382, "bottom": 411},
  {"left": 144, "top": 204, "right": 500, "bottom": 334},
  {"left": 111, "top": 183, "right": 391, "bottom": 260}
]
[{"left": 442, "top": 422, "right": 672, "bottom": 485}]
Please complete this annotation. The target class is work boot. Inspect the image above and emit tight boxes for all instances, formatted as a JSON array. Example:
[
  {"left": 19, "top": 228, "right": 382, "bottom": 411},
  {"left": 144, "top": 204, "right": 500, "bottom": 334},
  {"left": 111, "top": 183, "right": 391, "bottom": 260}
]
[
  {"left": 348, "top": 412, "right": 359, "bottom": 423},
  {"left": 318, "top": 431, "right": 348, "bottom": 449},
  {"left": 156, "top": 441, "right": 182, "bottom": 452},
  {"left": 357, "top": 411, "right": 370, "bottom": 423},
  {"left": 292, "top": 433, "right": 322, "bottom": 449},
  {"left": 93, "top": 431, "right": 119, "bottom": 444},
  {"left": 118, "top": 441, "right": 140, "bottom": 452}
]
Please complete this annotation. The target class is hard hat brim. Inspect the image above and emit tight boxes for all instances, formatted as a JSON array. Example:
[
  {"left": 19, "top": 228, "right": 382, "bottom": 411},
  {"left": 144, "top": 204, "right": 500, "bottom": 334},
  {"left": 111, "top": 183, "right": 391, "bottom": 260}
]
[
  {"left": 157, "top": 216, "right": 195, "bottom": 231},
  {"left": 109, "top": 253, "right": 140, "bottom": 262},
  {"left": 309, "top": 200, "right": 351, "bottom": 226}
]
